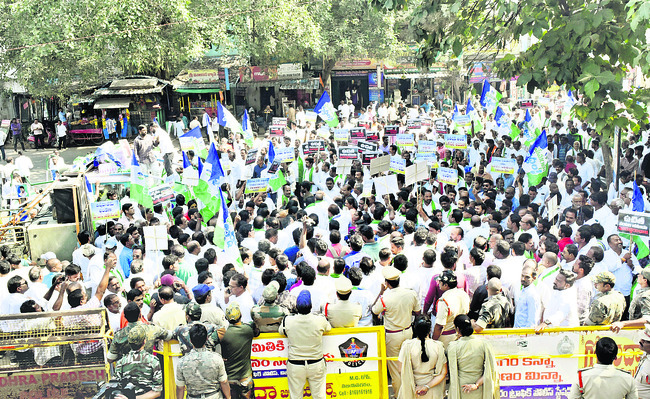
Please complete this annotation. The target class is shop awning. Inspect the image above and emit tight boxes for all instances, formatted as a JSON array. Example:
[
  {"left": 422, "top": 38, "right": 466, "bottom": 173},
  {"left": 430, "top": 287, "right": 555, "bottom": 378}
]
[
  {"left": 384, "top": 72, "right": 448, "bottom": 79},
  {"left": 93, "top": 97, "right": 132, "bottom": 109},
  {"left": 175, "top": 87, "right": 222, "bottom": 94},
  {"left": 93, "top": 77, "right": 169, "bottom": 96},
  {"left": 279, "top": 78, "right": 320, "bottom": 90}
]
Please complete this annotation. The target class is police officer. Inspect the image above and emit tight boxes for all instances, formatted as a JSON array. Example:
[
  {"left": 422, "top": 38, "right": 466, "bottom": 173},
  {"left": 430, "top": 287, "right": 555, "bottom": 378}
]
[
  {"left": 251, "top": 282, "right": 290, "bottom": 333},
  {"left": 472, "top": 277, "right": 513, "bottom": 332},
  {"left": 568, "top": 337, "right": 637, "bottom": 399},
  {"left": 176, "top": 324, "right": 231, "bottom": 399},
  {"left": 629, "top": 268, "right": 650, "bottom": 320},
  {"left": 634, "top": 324, "right": 650, "bottom": 397},
  {"left": 279, "top": 290, "right": 331, "bottom": 399},
  {"left": 586, "top": 272, "right": 626, "bottom": 326},
  {"left": 324, "top": 277, "right": 362, "bottom": 328},
  {"left": 371, "top": 265, "right": 421, "bottom": 395},
  {"left": 432, "top": 270, "right": 470, "bottom": 348},
  {"left": 174, "top": 302, "right": 224, "bottom": 355},
  {"left": 112, "top": 324, "right": 163, "bottom": 398}
]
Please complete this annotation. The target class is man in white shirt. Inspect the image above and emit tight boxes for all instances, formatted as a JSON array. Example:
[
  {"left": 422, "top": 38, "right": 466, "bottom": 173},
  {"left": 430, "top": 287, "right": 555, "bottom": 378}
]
[
  {"left": 536, "top": 269, "right": 579, "bottom": 331},
  {"left": 15, "top": 151, "right": 33, "bottom": 179},
  {"left": 572, "top": 255, "right": 595, "bottom": 325},
  {"left": 224, "top": 273, "right": 255, "bottom": 323}
]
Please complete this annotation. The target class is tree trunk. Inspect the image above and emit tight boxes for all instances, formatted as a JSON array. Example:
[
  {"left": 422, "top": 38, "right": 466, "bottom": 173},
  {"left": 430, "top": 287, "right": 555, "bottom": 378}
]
[
  {"left": 602, "top": 143, "right": 614, "bottom": 187},
  {"left": 321, "top": 58, "right": 337, "bottom": 93}
]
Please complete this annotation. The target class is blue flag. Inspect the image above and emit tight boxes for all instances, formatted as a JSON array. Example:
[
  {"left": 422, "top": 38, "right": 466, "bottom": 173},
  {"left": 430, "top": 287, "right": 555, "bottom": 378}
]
[
  {"left": 479, "top": 80, "right": 502, "bottom": 112},
  {"left": 209, "top": 153, "right": 225, "bottom": 184},
  {"left": 268, "top": 141, "right": 276, "bottom": 165},
  {"left": 466, "top": 98, "right": 475, "bottom": 114},
  {"left": 633, "top": 181, "right": 645, "bottom": 212},
  {"left": 181, "top": 125, "right": 202, "bottom": 139},
  {"left": 206, "top": 143, "right": 219, "bottom": 165},
  {"left": 523, "top": 129, "right": 549, "bottom": 186},
  {"left": 182, "top": 151, "right": 191, "bottom": 169},
  {"left": 314, "top": 91, "right": 339, "bottom": 128}
]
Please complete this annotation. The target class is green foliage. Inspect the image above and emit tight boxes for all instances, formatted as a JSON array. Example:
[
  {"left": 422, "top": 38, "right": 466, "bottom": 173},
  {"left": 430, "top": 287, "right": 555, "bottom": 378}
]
[{"left": 376, "top": 0, "right": 650, "bottom": 138}]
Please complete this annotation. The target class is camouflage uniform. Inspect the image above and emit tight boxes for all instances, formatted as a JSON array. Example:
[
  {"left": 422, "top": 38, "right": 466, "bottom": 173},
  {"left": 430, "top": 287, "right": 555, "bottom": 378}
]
[
  {"left": 107, "top": 321, "right": 173, "bottom": 362},
  {"left": 112, "top": 325, "right": 163, "bottom": 396},
  {"left": 476, "top": 292, "right": 513, "bottom": 329},
  {"left": 630, "top": 287, "right": 650, "bottom": 320},
  {"left": 252, "top": 283, "right": 291, "bottom": 333},
  {"left": 174, "top": 302, "right": 223, "bottom": 355},
  {"left": 176, "top": 347, "right": 228, "bottom": 399},
  {"left": 586, "top": 272, "right": 626, "bottom": 326}
]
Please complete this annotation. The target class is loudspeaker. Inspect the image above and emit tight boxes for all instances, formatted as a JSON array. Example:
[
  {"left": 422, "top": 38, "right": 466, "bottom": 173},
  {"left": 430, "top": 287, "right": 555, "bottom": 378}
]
[{"left": 52, "top": 187, "right": 76, "bottom": 223}]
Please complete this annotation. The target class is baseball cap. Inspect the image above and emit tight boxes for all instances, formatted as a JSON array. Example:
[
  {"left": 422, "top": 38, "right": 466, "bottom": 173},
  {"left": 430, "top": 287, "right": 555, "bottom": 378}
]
[
  {"left": 382, "top": 266, "right": 400, "bottom": 281},
  {"left": 192, "top": 284, "right": 215, "bottom": 298},
  {"left": 105, "top": 237, "right": 118, "bottom": 248},
  {"left": 262, "top": 281, "right": 279, "bottom": 302},
  {"left": 226, "top": 302, "right": 242, "bottom": 323},
  {"left": 438, "top": 270, "right": 457, "bottom": 286},
  {"left": 127, "top": 324, "right": 147, "bottom": 347},
  {"left": 335, "top": 277, "right": 353, "bottom": 295},
  {"left": 642, "top": 268, "right": 650, "bottom": 281},
  {"left": 41, "top": 252, "right": 56, "bottom": 261},
  {"left": 81, "top": 244, "right": 96, "bottom": 257},
  {"left": 593, "top": 271, "right": 616, "bottom": 285},
  {"left": 184, "top": 302, "right": 202, "bottom": 319},
  {"left": 160, "top": 274, "right": 177, "bottom": 287},
  {"left": 547, "top": 172, "right": 558, "bottom": 182}
]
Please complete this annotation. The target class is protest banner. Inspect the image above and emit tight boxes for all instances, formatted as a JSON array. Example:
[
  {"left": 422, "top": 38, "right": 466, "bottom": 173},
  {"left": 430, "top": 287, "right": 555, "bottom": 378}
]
[
  {"left": 272, "top": 117, "right": 287, "bottom": 127},
  {"left": 339, "top": 147, "right": 359, "bottom": 160},
  {"left": 407, "top": 119, "right": 421, "bottom": 130},
  {"left": 267, "top": 161, "right": 280, "bottom": 175},
  {"left": 454, "top": 114, "right": 472, "bottom": 127},
  {"left": 245, "top": 178, "right": 270, "bottom": 194},
  {"left": 98, "top": 163, "right": 118, "bottom": 175},
  {"left": 269, "top": 126, "right": 285, "bottom": 137},
  {"left": 369, "top": 155, "right": 390, "bottom": 175},
  {"left": 305, "top": 111, "right": 317, "bottom": 125},
  {"left": 274, "top": 147, "right": 295, "bottom": 163},
  {"left": 444, "top": 134, "right": 467, "bottom": 149},
  {"left": 437, "top": 167, "right": 458, "bottom": 184},
  {"left": 250, "top": 327, "right": 388, "bottom": 399},
  {"left": 336, "top": 159, "right": 354, "bottom": 175},
  {"left": 396, "top": 133, "right": 414, "bottom": 147},
  {"left": 490, "top": 157, "right": 517, "bottom": 174},
  {"left": 358, "top": 141, "right": 379, "bottom": 153},
  {"left": 90, "top": 200, "right": 121, "bottom": 222},
  {"left": 334, "top": 129, "right": 349, "bottom": 142},
  {"left": 421, "top": 118, "right": 432, "bottom": 127},
  {"left": 302, "top": 143, "right": 315, "bottom": 156},
  {"left": 245, "top": 149, "right": 258, "bottom": 165},
  {"left": 418, "top": 140, "right": 437, "bottom": 153},
  {"left": 362, "top": 152, "right": 381, "bottom": 166},
  {"left": 434, "top": 118, "right": 448, "bottom": 134},
  {"left": 350, "top": 127, "right": 366, "bottom": 141},
  {"left": 307, "top": 140, "right": 327, "bottom": 153},
  {"left": 618, "top": 210, "right": 650, "bottom": 237},
  {"left": 366, "top": 130, "right": 379, "bottom": 141},
  {"left": 384, "top": 125, "right": 398, "bottom": 137},
  {"left": 358, "top": 121, "right": 371, "bottom": 130},
  {"left": 149, "top": 184, "right": 175, "bottom": 205},
  {"left": 317, "top": 126, "right": 331, "bottom": 139},
  {"left": 405, "top": 162, "right": 430, "bottom": 186},
  {"left": 416, "top": 152, "right": 438, "bottom": 165},
  {"left": 390, "top": 157, "right": 406, "bottom": 174},
  {"left": 143, "top": 225, "right": 169, "bottom": 251},
  {"left": 182, "top": 168, "right": 199, "bottom": 187},
  {"left": 374, "top": 174, "right": 399, "bottom": 197}
]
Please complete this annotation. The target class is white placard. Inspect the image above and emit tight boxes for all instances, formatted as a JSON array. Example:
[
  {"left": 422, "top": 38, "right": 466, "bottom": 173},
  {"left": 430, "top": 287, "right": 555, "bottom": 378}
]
[
  {"left": 405, "top": 162, "right": 430, "bottom": 186},
  {"left": 369, "top": 155, "right": 391, "bottom": 175},
  {"left": 143, "top": 225, "right": 168, "bottom": 251},
  {"left": 182, "top": 168, "right": 199, "bottom": 187},
  {"left": 373, "top": 174, "right": 399, "bottom": 198}
]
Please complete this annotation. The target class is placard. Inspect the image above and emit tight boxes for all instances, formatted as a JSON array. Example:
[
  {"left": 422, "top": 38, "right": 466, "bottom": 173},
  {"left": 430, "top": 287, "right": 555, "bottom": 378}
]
[
  {"left": 334, "top": 129, "right": 349, "bottom": 142},
  {"left": 245, "top": 149, "right": 258, "bottom": 165},
  {"left": 350, "top": 127, "right": 366, "bottom": 141},
  {"left": 366, "top": 131, "right": 380, "bottom": 141},
  {"left": 518, "top": 99, "right": 535, "bottom": 109},
  {"left": 396, "top": 133, "right": 415, "bottom": 147},
  {"left": 245, "top": 178, "right": 270, "bottom": 194},
  {"left": 362, "top": 152, "right": 381, "bottom": 166},
  {"left": 269, "top": 126, "right": 285, "bottom": 137},
  {"left": 317, "top": 126, "right": 330, "bottom": 139},
  {"left": 149, "top": 184, "right": 175, "bottom": 205},
  {"left": 336, "top": 159, "right": 354, "bottom": 176},
  {"left": 272, "top": 117, "right": 287, "bottom": 127},
  {"left": 418, "top": 140, "right": 437, "bottom": 153},
  {"left": 416, "top": 152, "right": 438, "bottom": 166},
  {"left": 98, "top": 163, "right": 118, "bottom": 175},
  {"left": 358, "top": 141, "right": 379, "bottom": 153},
  {"left": 182, "top": 168, "right": 199, "bottom": 187},
  {"left": 618, "top": 210, "right": 650, "bottom": 237},
  {"left": 267, "top": 161, "right": 281, "bottom": 175},
  {"left": 338, "top": 147, "right": 359, "bottom": 160},
  {"left": 405, "top": 162, "right": 430, "bottom": 186},
  {"left": 90, "top": 200, "right": 121, "bottom": 221},
  {"left": 444, "top": 134, "right": 467, "bottom": 149},
  {"left": 143, "top": 225, "right": 169, "bottom": 251},
  {"left": 307, "top": 140, "right": 327, "bottom": 153},
  {"left": 305, "top": 111, "right": 318, "bottom": 125},
  {"left": 274, "top": 147, "right": 295, "bottom": 163},
  {"left": 434, "top": 118, "right": 447, "bottom": 134},
  {"left": 437, "top": 167, "right": 458, "bottom": 185},
  {"left": 358, "top": 121, "right": 371, "bottom": 130},
  {"left": 369, "top": 155, "right": 391, "bottom": 175},
  {"left": 384, "top": 125, "right": 398, "bottom": 137},
  {"left": 302, "top": 143, "right": 315, "bottom": 156},
  {"left": 374, "top": 174, "right": 399, "bottom": 197},
  {"left": 490, "top": 157, "right": 517, "bottom": 174},
  {"left": 421, "top": 118, "right": 432, "bottom": 127},
  {"left": 390, "top": 157, "right": 406, "bottom": 174},
  {"left": 453, "top": 114, "right": 472, "bottom": 127},
  {"left": 407, "top": 119, "right": 421, "bottom": 130}
]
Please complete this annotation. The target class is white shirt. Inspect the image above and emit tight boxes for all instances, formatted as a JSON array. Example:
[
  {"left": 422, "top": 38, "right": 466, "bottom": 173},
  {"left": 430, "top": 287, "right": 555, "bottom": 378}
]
[
  {"left": 15, "top": 156, "right": 34, "bottom": 178},
  {"left": 227, "top": 291, "right": 255, "bottom": 323},
  {"left": 541, "top": 286, "right": 579, "bottom": 326}
]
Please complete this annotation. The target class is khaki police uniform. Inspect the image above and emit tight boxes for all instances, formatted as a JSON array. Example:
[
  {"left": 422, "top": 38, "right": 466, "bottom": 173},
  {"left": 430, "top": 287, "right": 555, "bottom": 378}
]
[
  {"left": 435, "top": 288, "right": 470, "bottom": 348},
  {"left": 371, "top": 266, "right": 421, "bottom": 395},
  {"left": 325, "top": 277, "right": 362, "bottom": 328},
  {"left": 568, "top": 364, "right": 637, "bottom": 399}
]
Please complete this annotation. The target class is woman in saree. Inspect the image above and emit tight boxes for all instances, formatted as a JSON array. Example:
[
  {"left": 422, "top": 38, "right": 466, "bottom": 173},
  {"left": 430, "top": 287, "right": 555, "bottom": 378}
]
[
  {"left": 447, "top": 314, "right": 499, "bottom": 399},
  {"left": 397, "top": 316, "right": 447, "bottom": 399}
]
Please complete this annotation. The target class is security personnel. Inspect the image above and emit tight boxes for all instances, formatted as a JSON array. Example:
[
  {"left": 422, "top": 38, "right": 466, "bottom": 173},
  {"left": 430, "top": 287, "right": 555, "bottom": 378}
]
[
  {"left": 586, "top": 272, "right": 626, "bottom": 326},
  {"left": 174, "top": 302, "right": 224, "bottom": 355},
  {"left": 568, "top": 337, "right": 637, "bottom": 399},
  {"left": 111, "top": 324, "right": 163, "bottom": 398},
  {"left": 251, "top": 282, "right": 290, "bottom": 333},
  {"left": 629, "top": 268, "right": 650, "bottom": 320},
  {"left": 324, "top": 277, "right": 362, "bottom": 328},
  {"left": 472, "top": 277, "right": 513, "bottom": 332},
  {"left": 432, "top": 270, "right": 470, "bottom": 348},
  {"left": 279, "top": 291, "right": 331, "bottom": 399},
  {"left": 176, "top": 324, "right": 231, "bottom": 399},
  {"left": 371, "top": 265, "right": 421, "bottom": 395},
  {"left": 634, "top": 325, "right": 650, "bottom": 397}
]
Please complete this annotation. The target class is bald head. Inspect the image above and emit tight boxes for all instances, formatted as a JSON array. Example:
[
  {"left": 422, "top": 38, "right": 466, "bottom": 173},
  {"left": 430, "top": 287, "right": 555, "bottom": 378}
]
[
  {"left": 542, "top": 252, "right": 558, "bottom": 267},
  {"left": 487, "top": 277, "right": 502, "bottom": 295}
]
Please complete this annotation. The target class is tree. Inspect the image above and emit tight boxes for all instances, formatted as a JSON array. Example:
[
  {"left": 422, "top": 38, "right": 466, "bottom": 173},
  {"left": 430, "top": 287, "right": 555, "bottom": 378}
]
[
  {"left": 0, "top": 0, "right": 228, "bottom": 97},
  {"left": 376, "top": 0, "right": 650, "bottom": 182}
]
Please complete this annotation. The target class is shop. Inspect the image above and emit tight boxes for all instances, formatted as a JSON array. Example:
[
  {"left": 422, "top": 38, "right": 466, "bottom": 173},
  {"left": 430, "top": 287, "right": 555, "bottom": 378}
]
[{"left": 383, "top": 57, "right": 447, "bottom": 105}]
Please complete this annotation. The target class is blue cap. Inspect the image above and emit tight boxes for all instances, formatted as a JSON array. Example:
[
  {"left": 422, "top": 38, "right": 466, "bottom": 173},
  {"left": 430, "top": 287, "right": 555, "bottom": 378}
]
[
  {"left": 192, "top": 284, "right": 215, "bottom": 297},
  {"left": 296, "top": 290, "right": 312, "bottom": 308}
]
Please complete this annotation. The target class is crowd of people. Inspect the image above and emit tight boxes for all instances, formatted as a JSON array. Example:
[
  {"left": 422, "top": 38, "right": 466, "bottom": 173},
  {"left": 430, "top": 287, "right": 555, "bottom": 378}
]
[{"left": 2, "top": 91, "right": 650, "bottom": 398}]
